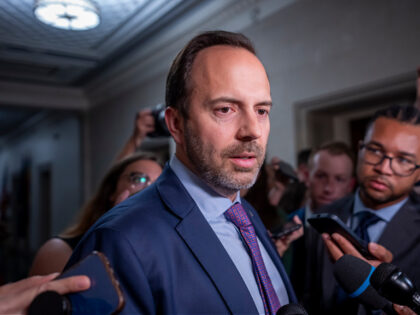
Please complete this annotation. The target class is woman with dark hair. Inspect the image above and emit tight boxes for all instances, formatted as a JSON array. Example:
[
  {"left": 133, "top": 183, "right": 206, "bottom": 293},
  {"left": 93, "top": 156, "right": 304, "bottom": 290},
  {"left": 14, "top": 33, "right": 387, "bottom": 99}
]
[{"left": 29, "top": 152, "right": 163, "bottom": 276}]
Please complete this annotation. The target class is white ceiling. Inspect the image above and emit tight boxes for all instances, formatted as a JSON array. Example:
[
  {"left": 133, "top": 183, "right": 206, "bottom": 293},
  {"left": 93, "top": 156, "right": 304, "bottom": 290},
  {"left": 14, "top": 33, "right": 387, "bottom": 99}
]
[
  {"left": 0, "top": 0, "right": 294, "bottom": 140},
  {"left": 0, "top": 0, "right": 205, "bottom": 138},
  {"left": 0, "top": 0, "right": 200, "bottom": 86}
]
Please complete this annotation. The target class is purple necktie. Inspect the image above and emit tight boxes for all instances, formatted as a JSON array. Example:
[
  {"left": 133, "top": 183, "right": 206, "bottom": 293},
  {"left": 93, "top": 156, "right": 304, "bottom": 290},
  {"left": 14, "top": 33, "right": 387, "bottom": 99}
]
[{"left": 225, "top": 203, "right": 281, "bottom": 315}]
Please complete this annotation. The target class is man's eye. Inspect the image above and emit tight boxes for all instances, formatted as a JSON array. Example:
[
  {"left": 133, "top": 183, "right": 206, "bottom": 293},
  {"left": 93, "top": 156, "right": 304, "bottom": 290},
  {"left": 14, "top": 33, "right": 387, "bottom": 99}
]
[
  {"left": 367, "top": 147, "right": 382, "bottom": 155},
  {"left": 315, "top": 173, "right": 326, "bottom": 179},
  {"left": 396, "top": 156, "right": 414, "bottom": 165},
  {"left": 257, "top": 109, "right": 269, "bottom": 116},
  {"left": 216, "top": 107, "right": 232, "bottom": 114}
]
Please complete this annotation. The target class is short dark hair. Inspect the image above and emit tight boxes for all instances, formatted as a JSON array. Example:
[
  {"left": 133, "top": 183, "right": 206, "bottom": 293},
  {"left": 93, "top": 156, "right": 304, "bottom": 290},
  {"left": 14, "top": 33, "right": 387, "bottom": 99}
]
[
  {"left": 297, "top": 148, "right": 312, "bottom": 167},
  {"left": 309, "top": 141, "right": 355, "bottom": 171},
  {"left": 165, "top": 30, "right": 256, "bottom": 119},
  {"left": 368, "top": 104, "right": 420, "bottom": 129}
]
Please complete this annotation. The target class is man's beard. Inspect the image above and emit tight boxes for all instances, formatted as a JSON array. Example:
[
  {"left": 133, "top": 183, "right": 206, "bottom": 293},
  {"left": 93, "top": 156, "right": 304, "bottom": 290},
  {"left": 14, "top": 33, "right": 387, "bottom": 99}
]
[{"left": 184, "top": 124, "right": 264, "bottom": 196}]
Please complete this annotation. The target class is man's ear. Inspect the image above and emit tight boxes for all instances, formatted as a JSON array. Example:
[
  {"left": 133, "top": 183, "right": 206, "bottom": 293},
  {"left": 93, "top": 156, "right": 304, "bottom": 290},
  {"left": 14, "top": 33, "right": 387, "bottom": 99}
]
[{"left": 165, "top": 106, "right": 184, "bottom": 144}]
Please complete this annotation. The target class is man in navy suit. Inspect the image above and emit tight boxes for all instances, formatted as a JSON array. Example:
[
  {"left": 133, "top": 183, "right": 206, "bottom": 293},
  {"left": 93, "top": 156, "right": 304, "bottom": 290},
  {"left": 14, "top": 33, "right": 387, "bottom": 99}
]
[
  {"left": 287, "top": 142, "right": 355, "bottom": 301},
  {"left": 66, "top": 31, "right": 296, "bottom": 314}
]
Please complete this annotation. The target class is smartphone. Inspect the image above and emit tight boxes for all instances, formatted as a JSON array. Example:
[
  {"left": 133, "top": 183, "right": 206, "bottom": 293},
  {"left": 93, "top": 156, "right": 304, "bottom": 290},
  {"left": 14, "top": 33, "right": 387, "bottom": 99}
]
[
  {"left": 307, "top": 213, "right": 376, "bottom": 260},
  {"left": 271, "top": 222, "right": 302, "bottom": 239},
  {"left": 58, "top": 251, "right": 125, "bottom": 315}
]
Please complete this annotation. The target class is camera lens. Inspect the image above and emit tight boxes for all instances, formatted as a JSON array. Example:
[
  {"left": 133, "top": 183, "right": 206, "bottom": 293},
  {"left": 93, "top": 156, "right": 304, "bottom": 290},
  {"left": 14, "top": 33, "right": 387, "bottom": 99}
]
[{"left": 147, "top": 103, "right": 170, "bottom": 138}]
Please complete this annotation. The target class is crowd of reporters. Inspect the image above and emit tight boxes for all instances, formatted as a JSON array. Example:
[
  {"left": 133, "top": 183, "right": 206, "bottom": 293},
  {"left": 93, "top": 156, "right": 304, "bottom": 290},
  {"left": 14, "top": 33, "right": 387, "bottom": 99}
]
[{"left": 1, "top": 30, "right": 420, "bottom": 315}]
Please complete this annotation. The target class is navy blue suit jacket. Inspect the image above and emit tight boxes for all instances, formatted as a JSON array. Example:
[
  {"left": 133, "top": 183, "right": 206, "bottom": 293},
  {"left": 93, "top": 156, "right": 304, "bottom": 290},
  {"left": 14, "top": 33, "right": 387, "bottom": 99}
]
[{"left": 66, "top": 165, "right": 296, "bottom": 314}]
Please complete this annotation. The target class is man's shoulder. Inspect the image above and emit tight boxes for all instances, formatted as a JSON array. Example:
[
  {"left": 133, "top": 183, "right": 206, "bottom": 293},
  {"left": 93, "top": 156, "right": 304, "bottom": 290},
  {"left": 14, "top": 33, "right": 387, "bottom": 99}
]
[{"left": 94, "top": 185, "right": 167, "bottom": 232}]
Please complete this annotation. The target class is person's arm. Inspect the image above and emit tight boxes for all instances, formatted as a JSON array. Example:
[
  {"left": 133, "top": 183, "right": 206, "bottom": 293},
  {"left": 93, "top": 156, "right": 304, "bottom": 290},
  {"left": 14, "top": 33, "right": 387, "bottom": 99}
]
[
  {"left": 0, "top": 273, "right": 90, "bottom": 315},
  {"left": 116, "top": 109, "right": 155, "bottom": 161},
  {"left": 29, "top": 238, "right": 73, "bottom": 276}
]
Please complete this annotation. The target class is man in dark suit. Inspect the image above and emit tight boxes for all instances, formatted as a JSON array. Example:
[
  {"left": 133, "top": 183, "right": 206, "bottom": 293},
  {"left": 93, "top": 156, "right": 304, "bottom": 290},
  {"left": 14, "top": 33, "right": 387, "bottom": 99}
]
[
  {"left": 287, "top": 141, "right": 355, "bottom": 300},
  {"left": 66, "top": 31, "right": 296, "bottom": 314},
  {"left": 303, "top": 105, "right": 420, "bottom": 315}
]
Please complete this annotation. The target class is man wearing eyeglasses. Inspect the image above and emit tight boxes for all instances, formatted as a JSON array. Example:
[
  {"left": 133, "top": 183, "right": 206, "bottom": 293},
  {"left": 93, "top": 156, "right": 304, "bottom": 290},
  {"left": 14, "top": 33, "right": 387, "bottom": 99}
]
[{"left": 302, "top": 105, "right": 420, "bottom": 315}]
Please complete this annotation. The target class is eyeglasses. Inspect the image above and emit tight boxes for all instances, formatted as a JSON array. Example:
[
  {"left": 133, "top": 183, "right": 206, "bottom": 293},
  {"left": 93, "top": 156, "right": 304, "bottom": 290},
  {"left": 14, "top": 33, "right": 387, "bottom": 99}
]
[
  {"left": 359, "top": 142, "right": 420, "bottom": 177},
  {"left": 122, "top": 172, "right": 151, "bottom": 189}
]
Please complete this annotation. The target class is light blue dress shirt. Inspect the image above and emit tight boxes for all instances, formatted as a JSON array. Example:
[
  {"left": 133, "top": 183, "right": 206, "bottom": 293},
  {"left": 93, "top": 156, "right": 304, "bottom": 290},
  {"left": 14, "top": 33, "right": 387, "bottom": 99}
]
[
  {"left": 351, "top": 189, "right": 407, "bottom": 243},
  {"left": 170, "top": 155, "right": 289, "bottom": 313}
]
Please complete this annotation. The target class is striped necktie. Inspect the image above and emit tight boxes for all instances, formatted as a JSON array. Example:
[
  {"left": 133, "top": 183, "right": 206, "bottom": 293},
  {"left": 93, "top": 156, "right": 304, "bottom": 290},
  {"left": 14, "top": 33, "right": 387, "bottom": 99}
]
[{"left": 225, "top": 203, "right": 281, "bottom": 315}]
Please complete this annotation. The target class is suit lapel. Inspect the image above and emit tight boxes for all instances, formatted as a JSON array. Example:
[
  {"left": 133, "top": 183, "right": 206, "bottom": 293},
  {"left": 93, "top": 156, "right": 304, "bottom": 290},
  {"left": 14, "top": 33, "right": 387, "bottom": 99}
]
[
  {"left": 379, "top": 196, "right": 420, "bottom": 257},
  {"left": 156, "top": 166, "right": 258, "bottom": 314}
]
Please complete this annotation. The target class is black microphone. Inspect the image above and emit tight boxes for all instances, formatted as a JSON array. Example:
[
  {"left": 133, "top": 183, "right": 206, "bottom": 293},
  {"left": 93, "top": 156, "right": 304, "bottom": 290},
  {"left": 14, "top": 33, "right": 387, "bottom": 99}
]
[
  {"left": 28, "top": 291, "right": 71, "bottom": 315},
  {"left": 333, "top": 255, "right": 397, "bottom": 315},
  {"left": 276, "top": 303, "right": 308, "bottom": 315},
  {"left": 371, "top": 262, "right": 420, "bottom": 314}
]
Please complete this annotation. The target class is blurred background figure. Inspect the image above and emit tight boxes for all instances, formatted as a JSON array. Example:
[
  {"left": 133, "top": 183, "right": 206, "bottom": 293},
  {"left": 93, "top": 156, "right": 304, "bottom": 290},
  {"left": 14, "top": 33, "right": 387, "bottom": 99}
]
[
  {"left": 242, "top": 158, "right": 303, "bottom": 230},
  {"left": 287, "top": 141, "right": 355, "bottom": 303},
  {"left": 29, "top": 152, "right": 162, "bottom": 276},
  {"left": 241, "top": 161, "right": 279, "bottom": 229},
  {"left": 291, "top": 142, "right": 355, "bottom": 224},
  {"left": 296, "top": 149, "right": 312, "bottom": 183}
]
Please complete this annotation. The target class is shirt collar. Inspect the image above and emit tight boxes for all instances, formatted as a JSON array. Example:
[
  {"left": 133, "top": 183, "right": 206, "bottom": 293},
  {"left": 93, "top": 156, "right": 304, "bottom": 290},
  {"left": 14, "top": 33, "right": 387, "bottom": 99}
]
[
  {"left": 169, "top": 155, "right": 240, "bottom": 221},
  {"left": 353, "top": 188, "right": 407, "bottom": 222}
]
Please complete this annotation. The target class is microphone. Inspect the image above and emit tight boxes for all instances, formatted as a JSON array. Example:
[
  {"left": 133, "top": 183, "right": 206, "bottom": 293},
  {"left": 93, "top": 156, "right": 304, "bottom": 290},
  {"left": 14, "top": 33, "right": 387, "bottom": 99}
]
[
  {"left": 371, "top": 262, "right": 420, "bottom": 314},
  {"left": 28, "top": 291, "right": 71, "bottom": 315},
  {"left": 276, "top": 303, "right": 308, "bottom": 315},
  {"left": 333, "top": 255, "right": 397, "bottom": 314}
]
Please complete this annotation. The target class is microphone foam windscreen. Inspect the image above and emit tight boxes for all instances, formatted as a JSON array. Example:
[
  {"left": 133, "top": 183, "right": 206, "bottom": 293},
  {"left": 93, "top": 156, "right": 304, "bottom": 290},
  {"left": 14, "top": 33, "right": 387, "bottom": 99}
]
[
  {"left": 334, "top": 254, "right": 372, "bottom": 292},
  {"left": 370, "top": 263, "right": 399, "bottom": 290},
  {"left": 276, "top": 303, "right": 308, "bottom": 315},
  {"left": 333, "top": 255, "right": 389, "bottom": 310}
]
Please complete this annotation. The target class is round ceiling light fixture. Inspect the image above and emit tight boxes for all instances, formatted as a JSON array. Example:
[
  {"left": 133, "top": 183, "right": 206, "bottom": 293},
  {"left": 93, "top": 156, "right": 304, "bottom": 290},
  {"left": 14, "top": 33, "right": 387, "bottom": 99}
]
[{"left": 34, "top": 0, "right": 100, "bottom": 31}]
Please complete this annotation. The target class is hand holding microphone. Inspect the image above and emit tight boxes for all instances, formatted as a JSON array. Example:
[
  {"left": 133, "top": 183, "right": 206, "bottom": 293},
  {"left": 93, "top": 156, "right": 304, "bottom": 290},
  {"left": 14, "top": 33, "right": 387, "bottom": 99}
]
[
  {"left": 334, "top": 255, "right": 420, "bottom": 314},
  {"left": 370, "top": 262, "right": 420, "bottom": 314},
  {"left": 333, "top": 254, "right": 397, "bottom": 314}
]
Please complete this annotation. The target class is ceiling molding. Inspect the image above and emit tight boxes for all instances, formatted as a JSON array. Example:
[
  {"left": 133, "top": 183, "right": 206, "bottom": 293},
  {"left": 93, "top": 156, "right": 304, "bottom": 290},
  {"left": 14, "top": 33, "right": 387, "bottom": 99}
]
[
  {"left": 0, "top": 80, "right": 89, "bottom": 110},
  {"left": 85, "top": 0, "right": 297, "bottom": 107}
]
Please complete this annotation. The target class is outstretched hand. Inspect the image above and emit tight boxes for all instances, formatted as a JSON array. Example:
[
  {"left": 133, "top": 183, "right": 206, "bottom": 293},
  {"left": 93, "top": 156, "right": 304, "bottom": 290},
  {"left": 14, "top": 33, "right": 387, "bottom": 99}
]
[
  {"left": 322, "top": 232, "right": 393, "bottom": 267},
  {"left": 0, "top": 273, "right": 90, "bottom": 315}
]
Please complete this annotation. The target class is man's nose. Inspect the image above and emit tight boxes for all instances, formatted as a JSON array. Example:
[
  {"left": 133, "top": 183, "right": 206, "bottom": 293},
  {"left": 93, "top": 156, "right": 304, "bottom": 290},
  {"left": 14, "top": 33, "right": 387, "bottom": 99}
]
[
  {"left": 236, "top": 110, "right": 262, "bottom": 141},
  {"left": 373, "top": 156, "right": 393, "bottom": 175},
  {"left": 324, "top": 178, "right": 334, "bottom": 193}
]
